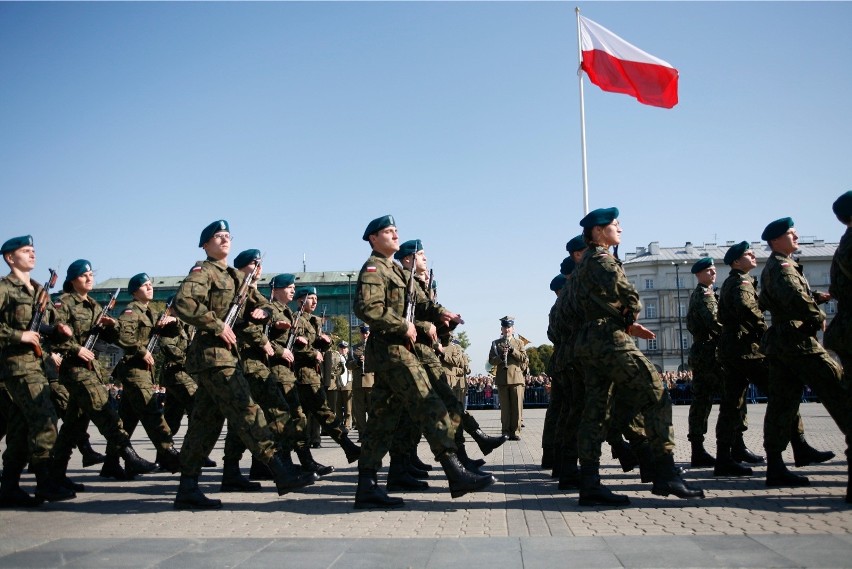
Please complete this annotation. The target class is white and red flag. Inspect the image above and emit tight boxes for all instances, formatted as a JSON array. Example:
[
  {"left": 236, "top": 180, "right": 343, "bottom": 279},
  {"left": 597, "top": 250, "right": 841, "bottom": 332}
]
[{"left": 579, "top": 15, "right": 679, "bottom": 109}]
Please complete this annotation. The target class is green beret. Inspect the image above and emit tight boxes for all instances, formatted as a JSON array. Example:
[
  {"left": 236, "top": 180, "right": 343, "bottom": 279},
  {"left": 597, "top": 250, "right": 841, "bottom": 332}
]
[
  {"left": 199, "top": 219, "right": 229, "bottom": 247},
  {"left": 63, "top": 259, "right": 92, "bottom": 292},
  {"left": 270, "top": 273, "right": 296, "bottom": 289},
  {"left": 565, "top": 235, "right": 586, "bottom": 254},
  {"left": 362, "top": 215, "right": 395, "bottom": 241},
  {"left": 723, "top": 241, "right": 750, "bottom": 266},
  {"left": 394, "top": 239, "right": 423, "bottom": 260},
  {"left": 560, "top": 256, "right": 576, "bottom": 276},
  {"left": 233, "top": 249, "right": 261, "bottom": 270},
  {"left": 833, "top": 191, "right": 852, "bottom": 219},
  {"left": 761, "top": 217, "right": 794, "bottom": 241},
  {"left": 295, "top": 286, "right": 317, "bottom": 300},
  {"left": 579, "top": 207, "right": 619, "bottom": 228},
  {"left": 549, "top": 274, "right": 567, "bottom": 292},
  {"left": 1, "top": 235, "right": 33, "bottom": 255},
  {"left": 128, "top": 272, "right": 151, "bottom": 294},
  {"left": 500, "top": 316, "right": 515, "bottom": 328},
  {"left": 690, "top": 257, "right": 714, "bottom": 274}
]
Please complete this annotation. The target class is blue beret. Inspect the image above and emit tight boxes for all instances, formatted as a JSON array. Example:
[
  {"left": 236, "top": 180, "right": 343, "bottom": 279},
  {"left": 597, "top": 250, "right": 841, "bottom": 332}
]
[
  {"left": 761, "top": 217, "right": 794, "bottom": 241},
  {"left": 360, "top": 324, "right": 370, "bottom": 333},
  {"left": 295, "top": 286, "right": 317, "bottom": 300},
  {"left": 833, "top": 191, "right": 852, "bottom": 219},
  {"left": 199, "top": 219, "right": 229, "bottom": 247},
  {"left": 270, "top": 273, "right": 296, "bottom": 289},
  {"left": 394, "top": 239, "right": 423, "bottom": 260},
  {"left": 565, "top": 235, "right": 586, "bottom": 254},
  {"left": 500, "top": 316, "right": 515, "bottom": 327},
  {"left": 560, "top": 256, "right": 576, "bottom": 276},
  {"left": 550, "top": 274, "right": 567, "bottom": 292},
  {"left": 723, "top": 241, "right": 750, "bottom": 266},
  {"left": 128, "top": 272, "right": 151, "bottom": 294},
  {"left": 690, "top": 257, "right": 714, "bottom": 274},
  {"left": 579, "top": 207, "right": 619, "bottom": 228},
  {"left": 65, "top": 259, "right": 92, "bottom": 282},
  {"left": 362, "top": 215, "right": 395, "bottom": 241},
  {"left": 233, "top": 249, "right": 261, "bottom": 270},
  {"left": 1, "top": 235, "right": 33, "bottom": 254}
]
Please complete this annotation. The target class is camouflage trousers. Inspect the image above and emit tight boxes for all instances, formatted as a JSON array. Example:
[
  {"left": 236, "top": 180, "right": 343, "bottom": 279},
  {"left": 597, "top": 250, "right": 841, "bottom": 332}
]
[
  {"left": 359, "top": 344, "right": 456, "bottom": 471},
  {"left": 160, "top": 365, "right": 197, "bottom": 436},
  {"left": 686, "top": 357, "right": 726, "bottom": 442},
  {"left": 55, "top": 367, "right": 130, "bottom": 461},
  {"left": 577, "top": 349, "right": 674, "bottom": 464},
  {"left": 2, "top": 373, "right": 58, "bottom": 467},
  {"left": 296, "top": 366, "right": 345, "bottom": 444},
  {"left": 180, "top": 365, "right": 276, "bottom": 476},
  {"left": 269, "top": 363, "right": 308, "bottom": 451},
  {"left": 764, "top": 351, "right": 851, "bottom": 454},
  {"left": 351, "top": 380, "right": 372, "bottom": 436},
  {"left": 717, "top": 356, "right": 802, "bottom": 446},
  {"left": 118, "top": 368, "right": 174, "bottom": 452}
]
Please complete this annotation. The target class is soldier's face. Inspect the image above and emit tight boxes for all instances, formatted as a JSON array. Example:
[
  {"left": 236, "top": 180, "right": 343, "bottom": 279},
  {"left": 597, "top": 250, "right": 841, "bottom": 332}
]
[
  {"left": 370, "top": 226, "right": 399, "bottom": 256},
  {"left": 595, "top": 220, "right": 622, "bottom": 247},
  {"left": 414, "top": 250, "right": 428, "bottom": 273},
  {"left": 274, "top": 284, "right": 295, "bottom": 303},
  {"left": 771, "top": 229, "right": 799, "bottom": 256},
  {"left": 300, "top": 294, "right": 317, "bottom": 313},
  {"left": 134, "top": 281, "right": 154, "bottom": 302},
  {"left": 203, "top": 232, "right": 231, "bottom": 260},
  {"left": 571, "top": 249, "right": 586, "bottom": 263},
  {"left": 733, "top": 250, "right": 757, "bottom": 272},
  {"left": 72, "top": 271, "right": 94, "bottom": 294},
  {"left": 6, "top": 246, "right": 36, "bottom": 271},
  {"left": 697, "top": 267, "right": 716, "bottom": 286}
]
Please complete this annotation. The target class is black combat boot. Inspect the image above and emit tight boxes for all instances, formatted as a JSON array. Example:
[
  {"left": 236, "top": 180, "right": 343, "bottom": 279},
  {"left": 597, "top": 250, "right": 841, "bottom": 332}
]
[
  {"left": 766, "top": 452, "right": 810, "bottom": 487},
  {"left": 557, "top": 451, "right": 580, "bottom": 491},
  {"left": 541, "top": 446, "right": 555, "bottom": 470},
  {"left": 409, "top": 449, "right": 433, "bottom": 472},
  {"left": 156, "top": 447, "right": 182, "bottom": 474},
  {"left": 471, "top": 429, "right": 507, "bottom": 456},
  {"left": 354, "top": 468, "right": 404, "bottom": 509},
  {"left": 651, "top": 454, "right": 705, "bottom": 499},
  {"left": 31, "top": 462, "right": 76, "bottom": 503},
  {"left": 336, "top": 434, "right": 361, "bottom": 464},
  {"left": 439, "top": 452, "right": 496, "bottom": 499},
  {"left": 731, "top": 434, "right": 765, "bottom": 464},
  {"left": 203, "top": 456, "right": 218, "bottom": 468},
  {"left": 174, "top": 474, "right": 222, "bottom": 510},
  {"left": 713, "top": 444, "right": 753, "bottom": 477},
  {"left": 220, "top": 459, "right": 262, "bottom": 492},
  {"left": 405, "top": 456, "right": 430, "bottom": 479},
  {"left": 249, "top": 456, "right": 274, "bottom": 480},
  {"left": 578, "top": 463, "right": 629, "bottom": 506},
  {"left": 689, "top": 436, "right": 716, "bottom": 468},
  {"left": 77, "top": 436, "right": 106, "bottom": 467},
  {"left": 267, "top": 452, "right": 316, "bottom": 495},
  {"left": 121, "top": 445, "right": 158, "bottom": 478},
  {"left": 456, "top": 444, "right": 491, "bottom": 477},
  {"left": 296, "top": 448, "right": 334, "bottom": 476},
  {"left": 609, "top": 438, "right": 639, "bottom": 473},
  {"left": 0, "top": 463, "right": 44, "bottom": 508},
  {"left": 634, "top": 441, "right": 655, "bottom": 483},
  {"left": 49, "top": 457, "right": 85, "bottom": 493},
  {"left": 99, "top": 452, "right": 130, "bottom": 480},
  {"left": 790, "top": 434, "right": 835, "bottom": 467},
  {"left": 387, "top": 454, "right": 429, "bottom": 491}
]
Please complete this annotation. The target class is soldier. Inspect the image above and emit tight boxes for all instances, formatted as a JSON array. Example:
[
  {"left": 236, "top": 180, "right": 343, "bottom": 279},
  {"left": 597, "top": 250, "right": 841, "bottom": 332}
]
[
  {"left": 291, "top": 286, "right": 360, "bottom": 463},
  {"left": 347, "top": 324, "right": 374, "bottom": 439},
  {"left": 541, "top": 273, "right": 567, "bottom": 471},
  {"left": 353, "top": 215, "right": 494, "bottom": 509},
  {"left": 171, "top": 220, "right": 314, "bottom": 510},
  {"left": 573, "top": 207, "right": 703, "bottom": 506},
  {"left": 0, "top": 235, "right": 75, "bottom": 506},
  {"left": 325, "top": 341, "right": 352, "bottom": 431},
  {"left": 53, "top": 259, "right": 157, "bottom": 488},
  {"left": 758, "top": 217, "right": 851, "bottom": 492},
  {"left": 440, "top": 334, "right": 468, "bottom": 411},
  {"left": 113, "top": 272, "right": 182, "bottom": 473},
  {"left": 685, "top": 257, "right": 724, "bottom": 468},
  {"left": 488, "top": 317, "right": 527, "bottom": 440}
]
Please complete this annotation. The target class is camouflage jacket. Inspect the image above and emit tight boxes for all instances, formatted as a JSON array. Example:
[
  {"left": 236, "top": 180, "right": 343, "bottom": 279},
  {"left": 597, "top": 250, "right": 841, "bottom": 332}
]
[
  {"left": 440, "top": 340, "right": 467, "bottom": 387},
  {"left": 717, "top": 269, "right": 765, "bottom": 360},
  {"left": 759, "top": 253, "right": 825, "bottom": 356},
  {"left": 52, "top": 291, "right": 120, "bottom": 376},
  {"left": 117, "top": 300, "right": 178, "bottom": 369},
  {"left": 825, "top": 226, "right": 852, "bottom": 354},
  {"left": 687, "top": 283, "right": 721, "bottom": 366},
  {"left": 159, "top": 321, "right": 192, "bottom": 367},
  {"left": 292, "top": 311, "right": 328, "bottom": 374},
  {"left": 0, "top": 274, "right": 57, "bottom": 378}
]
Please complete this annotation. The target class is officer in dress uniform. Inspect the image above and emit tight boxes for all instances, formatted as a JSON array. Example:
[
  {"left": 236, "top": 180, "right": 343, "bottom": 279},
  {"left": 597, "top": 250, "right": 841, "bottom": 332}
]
[{"left": 489, "top": 317, "right": 527, "bottom": 440}]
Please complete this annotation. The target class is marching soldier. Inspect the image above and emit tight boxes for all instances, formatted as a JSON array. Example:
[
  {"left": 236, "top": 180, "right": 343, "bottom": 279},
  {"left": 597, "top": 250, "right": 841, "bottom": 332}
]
[
  {"left": 542, "top": 273, "right": 567, "bottom": 471},
  {"left": 347, "top": 324, "right": 374, "bottom": 439},
  {"left": 489, "top": 317, "right": 527, "bottom": 440}
]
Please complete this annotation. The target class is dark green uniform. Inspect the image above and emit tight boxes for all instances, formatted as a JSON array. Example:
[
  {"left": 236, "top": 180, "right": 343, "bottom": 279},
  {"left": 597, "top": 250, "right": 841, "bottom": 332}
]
[
  {"left": 825, "top": 225, "right": 852, "bottom": 385},
  {"left": 159, "top": 322, "right": 197, "bottom": 436},
  {"left": 266, "top": 299, "right": 308, "bottom": 450},
  {"left": 686, "top": 282, "right": 725, "bottom": 443}
]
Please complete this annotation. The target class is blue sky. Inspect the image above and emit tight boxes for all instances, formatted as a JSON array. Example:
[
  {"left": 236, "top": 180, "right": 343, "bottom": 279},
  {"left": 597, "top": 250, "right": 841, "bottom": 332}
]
[{"left": 2, "top": 2, "right": 850, "bottom": 372}]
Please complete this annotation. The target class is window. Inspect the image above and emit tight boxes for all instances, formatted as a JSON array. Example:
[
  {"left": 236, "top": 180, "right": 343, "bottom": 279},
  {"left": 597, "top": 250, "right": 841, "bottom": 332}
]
[
  {"left": 681, "top": 337, "right": 690, "bottom": 350},
  {"left": 644, "top": 300, "right": 658, "bottom": 319},
  {"left": 676, "top": 276, "right": 687, "bottom": 289},
  {"left": 678, "top": 302, "right": 687, "bottom": 318},
  {"left": 646, "top": 338, "right": 658, "bottom": 351},
  {"left": 825, "top": 300, "right": 837, "bottom": 315},
  {"left": 644, "top": 279, "right": 654, "bottom": 290}
]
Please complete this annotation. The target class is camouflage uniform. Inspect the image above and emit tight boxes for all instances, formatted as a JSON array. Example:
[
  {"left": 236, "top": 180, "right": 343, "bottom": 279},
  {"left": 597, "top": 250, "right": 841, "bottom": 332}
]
[
  {"left": 441, "top": 340, "right": 468, "bottom": 409},
  {"left": 825, "top": 225, "right": 852, "bottom": 385},
  {"left": 347, "top": 338, "right": 374, "bottom": 436},
  {"left": 355, "top": 251, "right": 456, "bottom": 470},
  {"left": 686, "top": 282, "right": 725, "bottom": 443},
  {"left": 113, "top": 299, "right": 176, "bottom": 452},
  {"left": 542, "top": 291, "right": 569, "bottom": 460},
  {"left": 158, "top": 322, "right": 197, "bottom": 436},
  {"left": 266, "top": 298, "right": 308, "bottom": 450},
  {"left": 0, "top": 275, "right": 59, "bottom": 469},
  {"left": 573, "top": 246, "right": 675, "bottom": 464},
  {"left": 174, "top": 258, "right": 277, "bottom": 477},
  {"left": 759, "top": 253, "right": 851, "bottom": 453}
]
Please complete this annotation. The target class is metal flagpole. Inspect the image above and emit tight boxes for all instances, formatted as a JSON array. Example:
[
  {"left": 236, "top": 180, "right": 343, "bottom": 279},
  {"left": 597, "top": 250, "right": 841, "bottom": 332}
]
[{"left": 575, "top": 6, "right": 590, "bottom": 215}]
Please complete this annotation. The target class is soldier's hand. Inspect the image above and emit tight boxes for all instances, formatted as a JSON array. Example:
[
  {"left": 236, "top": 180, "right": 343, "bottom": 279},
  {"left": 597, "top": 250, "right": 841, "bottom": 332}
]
[
  {"left": 77, "top": 347, "right": 96, "bottom": 362},
  {"left": 142, "top": 351, "right": 155, "bottom": 367},
  {"left": 427, "top": 323, "right": 438, "bottom": 344},
  {"left": 100, "top": 316, "right": 117, "bottom": 328},
  {"left": 281, "top": 348, "right": 295, "bottom": 364},
  {"left": 219, "top": 324, "right": 237, "bottom": 348},
  {"left": 628, "top": 323, "right": 656, "bottom": 340},
  {"left": 262, "top": 341, "right": 275, "bottom": 357},
  {"left": 50, "top": 352, "right": 63, "bottom": 367},
  {"left": 160, "top": 315, "right": 177, "bottom": 326},
  {"left": 814, "top": 291, "right": 831, "bottom": 304},
  {"left": 315, "top": 351, "right": 323, "bottom": 363},
  {"left": 274, "top": 320, "right": 292, "bottom": 330},
  {"left": 56, "top": 323, "right": 73, "bottom": 337},
  {"left": 405, "top": 322, "right": 417, "bottom": 345},
  {"left": 250, "top": 308, "right": 269, "bottom": 321},
  {"left": 440, "top": 311, "right": 464, "bottom": 326},
  {"left": 20, "top": 330, "right": 41, "bottom": 347}
]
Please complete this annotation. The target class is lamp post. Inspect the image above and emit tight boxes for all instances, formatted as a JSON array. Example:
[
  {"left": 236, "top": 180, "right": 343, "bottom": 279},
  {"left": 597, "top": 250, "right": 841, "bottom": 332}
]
[
  {"left": 672, "top": 261, "right": 687, "bottom": 371},
  {"left": 342, "top": 272, "right": 355, "bottom": 347}
]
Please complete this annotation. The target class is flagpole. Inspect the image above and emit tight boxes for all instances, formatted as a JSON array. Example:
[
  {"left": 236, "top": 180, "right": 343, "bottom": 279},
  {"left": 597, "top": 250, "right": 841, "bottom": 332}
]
[{"left": 575, "top": 7, "right": 589, "bottom": 215}]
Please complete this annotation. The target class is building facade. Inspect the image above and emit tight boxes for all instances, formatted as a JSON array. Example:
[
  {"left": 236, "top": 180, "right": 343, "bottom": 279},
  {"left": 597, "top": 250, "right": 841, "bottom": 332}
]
[{"left": 622, "top": 238, "right": 837, "bottom": 373}]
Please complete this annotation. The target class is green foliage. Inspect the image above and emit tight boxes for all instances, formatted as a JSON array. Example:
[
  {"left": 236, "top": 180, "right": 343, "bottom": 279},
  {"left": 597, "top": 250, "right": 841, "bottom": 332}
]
[
  {"left": 456, "top": 331, "right": 471, "bottom": 350},
  {"left": 525, "top": 343, "right": 553, "bottom": 376},
  {"left": 327, "top": 315, "right": 354, "bottom": 345}
]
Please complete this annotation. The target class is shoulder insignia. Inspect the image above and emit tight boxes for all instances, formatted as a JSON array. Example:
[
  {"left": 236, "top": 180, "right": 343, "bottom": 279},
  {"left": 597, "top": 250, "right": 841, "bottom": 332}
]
[
  {"left": 53, "top": 301, "right": 62, "bottom": 308},
  {"left": 780, "top": 262, "right": 790, "bottom": 268},
  {"left": 366, "top": 266, "right": 377, "bottom": 273},
  {"left": 123, "top": 309, "right": 133, "bottom": 314},
  {"left": 190, "top": 266, "right": 202, "bottom": 272},
  {"left": 594, "top": 251, "right": 609, "bottom": 258}
]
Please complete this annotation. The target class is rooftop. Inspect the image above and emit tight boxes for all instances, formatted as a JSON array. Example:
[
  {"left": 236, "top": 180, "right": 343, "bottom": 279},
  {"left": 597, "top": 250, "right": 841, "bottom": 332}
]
[{"left": 623, "top": 238, "right": 837, "bottom": 265}]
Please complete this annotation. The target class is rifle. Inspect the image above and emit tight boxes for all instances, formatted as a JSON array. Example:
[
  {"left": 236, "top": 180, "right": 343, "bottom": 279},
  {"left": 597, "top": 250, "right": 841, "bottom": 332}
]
[
  {"left": 83, "top": 288, "right": 120, "bottom": 367},
  {"left": 145, "top": 295, "right": 176, "bottom": 361},
  {"left": 27, "top": 268, "right": 58, "bottom": 357},
  {"left": 283, "top": 292, "right": 308, "bottom": 368},
  {"left": 428, "top": 268, "right": 435, "bottom": 301},
  {"left": 223, "top": 256, "right": 264, "bottom": 329},
  {"left": 403, "top": 265, "right": 417, "bottom": 351}
]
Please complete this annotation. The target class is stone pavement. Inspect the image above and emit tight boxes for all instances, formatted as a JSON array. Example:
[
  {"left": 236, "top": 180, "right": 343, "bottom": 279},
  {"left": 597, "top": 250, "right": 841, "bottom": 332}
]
[{"left": 1, "top": 403, "right": 850, "bottom": 568}]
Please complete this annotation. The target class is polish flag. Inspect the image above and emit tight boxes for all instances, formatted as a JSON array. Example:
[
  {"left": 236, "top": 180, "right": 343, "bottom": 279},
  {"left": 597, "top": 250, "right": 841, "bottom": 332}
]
[{"left": 579, "top": 16, "right": 679, "bottom": 109}]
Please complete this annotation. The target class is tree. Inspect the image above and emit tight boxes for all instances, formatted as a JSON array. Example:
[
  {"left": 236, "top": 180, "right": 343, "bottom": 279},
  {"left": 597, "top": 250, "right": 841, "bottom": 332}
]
[
  {"left": 326, "top": 315, "right": 353, "bottom": 345},
  {"left": 525, "top": 343, "right": 553, "bottom": 376},
  {"left": 456, "top": 331, "right": 471, "bottom": 351}
]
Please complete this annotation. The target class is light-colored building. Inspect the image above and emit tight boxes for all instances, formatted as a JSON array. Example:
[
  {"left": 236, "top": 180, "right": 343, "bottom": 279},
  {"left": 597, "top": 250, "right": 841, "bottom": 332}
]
[{"left": 621, "top": 237, "right": 837, "bottom": 373}]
